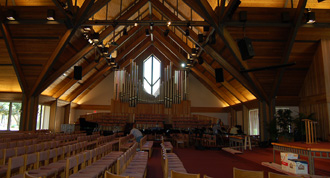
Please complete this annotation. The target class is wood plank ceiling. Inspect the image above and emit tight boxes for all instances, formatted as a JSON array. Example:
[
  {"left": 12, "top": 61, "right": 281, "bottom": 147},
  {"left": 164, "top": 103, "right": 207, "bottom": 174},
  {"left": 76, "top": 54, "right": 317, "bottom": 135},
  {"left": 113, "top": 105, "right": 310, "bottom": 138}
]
[{"left": 1, "top": 0, "right": 330, "bottom": 108}]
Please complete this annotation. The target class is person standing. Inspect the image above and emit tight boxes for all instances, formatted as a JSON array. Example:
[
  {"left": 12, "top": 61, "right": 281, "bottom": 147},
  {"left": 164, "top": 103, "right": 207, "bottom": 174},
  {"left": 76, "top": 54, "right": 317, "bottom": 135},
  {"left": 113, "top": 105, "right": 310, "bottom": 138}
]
[{"left": 130, "top": 124, "right": 143, "bottom": 143}]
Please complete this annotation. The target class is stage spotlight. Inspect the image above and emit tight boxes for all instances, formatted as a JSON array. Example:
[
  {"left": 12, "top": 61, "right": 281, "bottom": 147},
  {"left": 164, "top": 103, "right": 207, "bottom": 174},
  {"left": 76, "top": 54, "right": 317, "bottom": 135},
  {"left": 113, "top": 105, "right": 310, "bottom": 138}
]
[
  {"left": 6, "top": 9, "right": 16, "bottom": 21},
  {"left": 145, "top": 29, "right": 150, "bottom": 36},
  {"left": 198, "top": 56, "right": 204, "bottom": 65},
  {"left": 164, "top": 29, "right": 169, "bottom": 37},
  {"left": 306, "top": 11, "right": 315, "bottom": 24},
  {"left": 198, "top": 34, "right": 204, "bottom": 43},
  {"left": 181, "top": 63, "right": 186, "bottom": 68},
  {"left": 123, "top": 28, "right": 128, "bottom": 35},
  {"left": 203, "top": 26, "right": 209, "bottom": 32},
  {"left": 185, "top": 29, "right": 189, "bottom": 36},
  {"left": 47, "top": 9, "right": 55, "bottom": 21}
]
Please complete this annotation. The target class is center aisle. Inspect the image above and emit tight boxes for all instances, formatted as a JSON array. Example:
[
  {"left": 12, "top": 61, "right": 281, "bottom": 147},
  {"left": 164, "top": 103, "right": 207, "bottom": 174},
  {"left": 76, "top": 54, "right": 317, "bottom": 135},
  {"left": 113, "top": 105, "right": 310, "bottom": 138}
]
[{"left": 146, "top": 147, "right": 163, "bottom": 178}]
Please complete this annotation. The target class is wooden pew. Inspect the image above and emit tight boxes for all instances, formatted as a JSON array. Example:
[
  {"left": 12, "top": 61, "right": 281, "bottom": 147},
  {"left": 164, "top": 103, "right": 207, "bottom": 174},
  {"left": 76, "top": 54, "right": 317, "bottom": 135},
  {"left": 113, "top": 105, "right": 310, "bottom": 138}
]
[
  {"left": 139, "top": 135, "right": 153, "bottom": 158},
  {"left": 119, "top": 134, "right": 135, "bottom": 152},
  {"left": 161, "top": 143, "right": 186, "bottom": 178}
]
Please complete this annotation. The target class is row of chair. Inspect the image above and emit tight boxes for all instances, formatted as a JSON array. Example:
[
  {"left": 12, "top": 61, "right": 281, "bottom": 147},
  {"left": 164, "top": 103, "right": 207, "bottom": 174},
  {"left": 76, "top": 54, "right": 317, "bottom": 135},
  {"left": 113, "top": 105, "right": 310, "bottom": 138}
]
[
  {"left": 139, "top": 135, "right": 153, "bottom": 158},
  {"left": 233, "top": 167, "right": 308, "bottom": 178},
  {"left": 114, "top": 142, "right": 148, "bottom": 178},
  {"left": 161, "top": 136, "right": 173, "bottom": 153},
  {"left": 2, "top": 140, "right": 93, "bottom": 178},
  {"left": 119, "top": 134, "right": 135, "bottom": 151},
  {"left": 161, "top": 143, "right": 186, "bottom": 178}
]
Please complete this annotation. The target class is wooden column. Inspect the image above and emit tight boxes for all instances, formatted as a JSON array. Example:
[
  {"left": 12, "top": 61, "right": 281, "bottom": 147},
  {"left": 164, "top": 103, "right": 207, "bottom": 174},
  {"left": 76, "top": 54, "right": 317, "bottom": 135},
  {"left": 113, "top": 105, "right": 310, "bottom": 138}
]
[
  {"left": 64, "top": 103, "right": 71, "bottom": 124},
  {"left": 242, "top": 105, "right": 249, "bottom": 135},
  {"left": 230, "top": 108, "right": 237, "bottom": 127},
  {"left": 20, "top": 94, "right": 39, "bottom": 131},
  {"left": 321, "top": 39, "right": 330, "bottom": 140},
  {"left": 48, "top": 100, "right": 58, "bottom": 132},
  {"left": 259, "top": 100, "right": 274, "bottom": 142}
]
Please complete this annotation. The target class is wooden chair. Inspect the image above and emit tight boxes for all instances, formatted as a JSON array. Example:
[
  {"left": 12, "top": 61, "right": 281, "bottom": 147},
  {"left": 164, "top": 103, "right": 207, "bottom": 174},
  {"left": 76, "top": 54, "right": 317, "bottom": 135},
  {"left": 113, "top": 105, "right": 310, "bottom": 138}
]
[
  {"left": 25, "top": 171, "right": 42, "bottom": 178},
  {"left": 6, "top": 155, "right": 25, "bottom": 178},
  {"left": 233, "top": 167, "right": 264, "bottom": 178},
  {"left": 171, "top": 171, "right": 200, "bottom": 178},
  {"left": 203, "top": 175, "right": 212, "bottom": 178},
  {"left": 268, "top": 172, "right": 302, "bottom": 178},
  {"left": 105, "top": 171, "right": 129, "bottom": 178}
]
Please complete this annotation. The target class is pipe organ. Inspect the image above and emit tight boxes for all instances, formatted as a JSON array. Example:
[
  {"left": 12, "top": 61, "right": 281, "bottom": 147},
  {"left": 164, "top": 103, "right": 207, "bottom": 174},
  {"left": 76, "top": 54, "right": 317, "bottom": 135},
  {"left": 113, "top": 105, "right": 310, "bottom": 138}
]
[{"left": 113, "top": 61, "right": 189, "bottom": 107}]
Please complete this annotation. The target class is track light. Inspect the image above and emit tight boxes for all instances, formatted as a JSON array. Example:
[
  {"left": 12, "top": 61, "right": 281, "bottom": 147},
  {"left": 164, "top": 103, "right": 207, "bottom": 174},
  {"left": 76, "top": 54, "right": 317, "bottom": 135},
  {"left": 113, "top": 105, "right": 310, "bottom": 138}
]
[
  {"left": 198, "top": 34, "right": 204, "bottom": 43},
  {"left": 91, "top": 33, "right": 99, "bottom": 43},
  {"left": 145, "top": 29, "right": 150, "bottom": 36},
  {"left": 187, "top": 60, "right": 193, "bottom": 67},
  {"left": 198, "top": 56, "right": 204, "bottom": 65},
  {"left": 150, "top": 22, "right": 154, "bottom": 30},
  {"left": 306, "top": 10, "right": 315, "bottom": 24},
  {"left": 123, "top": 28, "right": 128, "bottom": 35},
  {"left": 203, "top": 26, "right": 209, "bottom": 32},
  {"left": 102, "top": 47, "right": 109, "bottom": 55},
  {"left": 110, "top": 58, "right": 116, "bottom": 65},
  {"left": 47, "top": 9, "right": 55, "bottom": 21},
  {"left": 192, "top": 48, "right": 197, "bottom": 56},
  {"left": 185, "top": 29, "right": 189, "bottom": 36},
  {"left": 181, "top": 63, "right": 186, "bottom": 68},
  {"left": 134, "top": 22, "right": 138, "bottom": 27},
  {"left": 164, "top": 29, "right": 169, "bottom": 37},
  {"left": 167, "top": 21, "right": 171, "bottom": 26},
  {"left": 6, "top": 9, "right": 16, "bottom": 21}
]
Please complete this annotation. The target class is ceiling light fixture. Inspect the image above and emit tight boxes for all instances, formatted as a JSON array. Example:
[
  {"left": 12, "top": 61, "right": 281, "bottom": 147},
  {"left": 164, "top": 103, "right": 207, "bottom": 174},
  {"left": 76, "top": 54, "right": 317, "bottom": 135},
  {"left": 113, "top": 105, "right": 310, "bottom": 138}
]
[
  {"left": 167, "top": 21, "right": 171, "bottom": 26},
  {"left": 47, "top": 9, "right": 55, "bottom": 21},
  {"left": 306, "top": 10, "right": 315, "bottom": 24},
  {"left": 181, "top": 63, "right": 186, "bottom": 68},
  {"left": 6, "top": 9, "right": 16, "bottom": 21},
  {"left": 145, "top": 29, "right": 150, "bottom": 36}
]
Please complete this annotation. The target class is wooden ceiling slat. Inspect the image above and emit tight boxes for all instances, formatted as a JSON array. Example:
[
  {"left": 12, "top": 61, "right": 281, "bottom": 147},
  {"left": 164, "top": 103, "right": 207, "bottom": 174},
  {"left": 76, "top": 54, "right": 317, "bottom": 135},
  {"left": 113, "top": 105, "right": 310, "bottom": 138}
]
[{"left": 0, "top": 22, "right": 27, "bottom": 93}]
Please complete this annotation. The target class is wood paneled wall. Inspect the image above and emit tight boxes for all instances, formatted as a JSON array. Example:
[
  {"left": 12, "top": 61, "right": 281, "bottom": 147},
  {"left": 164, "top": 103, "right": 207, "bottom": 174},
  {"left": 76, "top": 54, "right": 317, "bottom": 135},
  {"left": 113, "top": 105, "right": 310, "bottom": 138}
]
[{"left": 299, "top": 40, "right": 330, "bottom": 141}]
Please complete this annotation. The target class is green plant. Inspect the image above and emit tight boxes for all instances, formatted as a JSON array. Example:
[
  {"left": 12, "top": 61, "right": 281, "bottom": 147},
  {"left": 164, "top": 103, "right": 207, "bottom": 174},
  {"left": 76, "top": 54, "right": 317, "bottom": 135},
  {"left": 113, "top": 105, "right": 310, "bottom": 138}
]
[{"left": 275, "top": 109, "right": 293, "bottom": 137}]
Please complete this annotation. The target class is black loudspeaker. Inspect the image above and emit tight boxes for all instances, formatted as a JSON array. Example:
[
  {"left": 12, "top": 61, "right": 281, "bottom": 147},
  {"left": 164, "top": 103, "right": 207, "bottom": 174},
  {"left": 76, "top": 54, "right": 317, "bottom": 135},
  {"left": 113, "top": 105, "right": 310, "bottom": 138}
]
[
  {"left": 215, "top": 68, "right": 224, "bottom": 83},
  {"left": 237, "top": 38, "right": 255, "bottom": 60},
  {"left": 74, "top": 66, "right": 82, "bottom": 80}
]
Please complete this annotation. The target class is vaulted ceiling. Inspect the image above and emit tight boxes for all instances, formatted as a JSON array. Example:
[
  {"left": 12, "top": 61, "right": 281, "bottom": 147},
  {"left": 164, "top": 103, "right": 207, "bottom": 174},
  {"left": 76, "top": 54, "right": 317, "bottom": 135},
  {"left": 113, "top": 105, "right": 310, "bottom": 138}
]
[{"left": 1, "top": 0, "right": 330, "bottom": 108}]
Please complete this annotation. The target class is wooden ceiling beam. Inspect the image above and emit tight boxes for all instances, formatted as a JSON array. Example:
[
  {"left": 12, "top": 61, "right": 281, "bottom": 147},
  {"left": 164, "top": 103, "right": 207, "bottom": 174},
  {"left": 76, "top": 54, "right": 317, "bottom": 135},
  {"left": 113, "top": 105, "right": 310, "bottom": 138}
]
[
  {"left": 154, "top": 26, "right": 246, "bottom": 103},
  {"left": 153, "top": 30, "right": 236, "bottom": 105},
  {"left": 183, "top": 0, "right": 267, "bottom": 102},
  {"left": 66, "top": 65, "right": 110, "bottom": 101},
  {"left": 31, "top": 0, "right": 97, "bottom": 96},
  {"left": 0, "top": 22, "right": 28, "bottom": 93},
  {"left": 119, "top": 40, "right": 153, "bottom": 68},
  {"left": 50, "top": 26, "right": 144, "bottom": 98},
  {"left": 271, "top": 0, "right": 308, "bottom": 98},
  {"left": 37, "top": 0, "right": 149, "bottom": 95},
  {"left": 74, "top": 0, "right": 95, "bottom": 25},
  {"left": 52, "top": 0, "right": 73, "bottom": 21},
  {"left": 86, "top": 0, "right": 112, "bottom": 23}
]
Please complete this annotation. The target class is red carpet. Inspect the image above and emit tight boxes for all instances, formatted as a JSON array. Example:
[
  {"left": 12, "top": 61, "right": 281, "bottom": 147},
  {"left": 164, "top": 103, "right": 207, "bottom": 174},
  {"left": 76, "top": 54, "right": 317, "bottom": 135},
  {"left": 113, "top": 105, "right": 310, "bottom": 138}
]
[{"left": 146, "top": 146, "right": 330, "bottom": 178}]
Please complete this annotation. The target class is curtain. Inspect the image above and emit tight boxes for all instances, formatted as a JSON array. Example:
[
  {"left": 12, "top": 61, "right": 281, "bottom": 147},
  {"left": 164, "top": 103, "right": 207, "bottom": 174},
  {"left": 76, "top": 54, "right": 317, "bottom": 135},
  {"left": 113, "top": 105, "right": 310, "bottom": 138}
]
[{"left": 249, "top": 109, "right": 259, "bottom": 135}]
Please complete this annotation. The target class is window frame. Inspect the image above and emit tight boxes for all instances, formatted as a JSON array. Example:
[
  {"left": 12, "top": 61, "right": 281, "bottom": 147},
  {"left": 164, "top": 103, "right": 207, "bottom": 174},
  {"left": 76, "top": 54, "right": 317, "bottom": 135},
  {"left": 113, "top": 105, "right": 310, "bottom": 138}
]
[{"left": 143, "top": 55, "right": 161, "bottom": 96}]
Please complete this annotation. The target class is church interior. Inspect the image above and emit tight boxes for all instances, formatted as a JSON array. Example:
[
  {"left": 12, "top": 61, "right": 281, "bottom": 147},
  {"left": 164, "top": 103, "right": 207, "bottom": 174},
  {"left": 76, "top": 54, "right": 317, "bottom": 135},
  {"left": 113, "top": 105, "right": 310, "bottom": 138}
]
[{"left": 1, "top": 0, "right": 330, "bottom": 177}]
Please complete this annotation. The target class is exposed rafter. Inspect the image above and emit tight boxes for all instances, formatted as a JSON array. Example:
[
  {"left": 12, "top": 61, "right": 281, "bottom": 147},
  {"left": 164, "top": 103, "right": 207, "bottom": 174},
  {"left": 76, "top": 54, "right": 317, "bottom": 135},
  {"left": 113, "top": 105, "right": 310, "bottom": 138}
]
[
  {"left": 36, "top": 0, "right": 149, "bottom": 95},
  {"left": 0, "top": 22, "right": 27, "bottom": 93},
  {"left": 183, "top": 0, "right": 268, "bottom": 102},
  {"left": 271, "top": 0, "right": 308, "bottom": 98}
]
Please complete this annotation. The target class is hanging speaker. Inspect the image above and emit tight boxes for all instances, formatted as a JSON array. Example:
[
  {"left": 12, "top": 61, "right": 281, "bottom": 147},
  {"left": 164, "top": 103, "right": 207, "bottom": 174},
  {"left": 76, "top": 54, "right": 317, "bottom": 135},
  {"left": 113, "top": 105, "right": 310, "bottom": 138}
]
[
  {"left": 215, "top": 68, "right": 224, "bottom": 83},
  {"left": 237, "top": 38, "right": 255, "bottom": 60},
  {"left": 74, "top": 66, "right": 82, "bottom": 80}
]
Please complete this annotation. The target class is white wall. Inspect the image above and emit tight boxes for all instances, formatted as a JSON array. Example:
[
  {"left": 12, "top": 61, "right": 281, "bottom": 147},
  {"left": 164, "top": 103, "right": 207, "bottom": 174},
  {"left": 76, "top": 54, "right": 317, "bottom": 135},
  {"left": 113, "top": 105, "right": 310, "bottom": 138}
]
[
  {"left": 77, "top": 72, "right": 114, "bottom": 105},
  {"left": 188, "top": 75, "right": 227, "bottom": 107}
]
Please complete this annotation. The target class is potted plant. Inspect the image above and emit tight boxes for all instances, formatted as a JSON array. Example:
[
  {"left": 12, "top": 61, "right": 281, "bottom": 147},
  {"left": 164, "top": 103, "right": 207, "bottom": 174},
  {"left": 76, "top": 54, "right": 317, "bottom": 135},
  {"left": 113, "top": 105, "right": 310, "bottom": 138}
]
[{"left": 275, "top": 109, "right": 294, "bottom": 142}]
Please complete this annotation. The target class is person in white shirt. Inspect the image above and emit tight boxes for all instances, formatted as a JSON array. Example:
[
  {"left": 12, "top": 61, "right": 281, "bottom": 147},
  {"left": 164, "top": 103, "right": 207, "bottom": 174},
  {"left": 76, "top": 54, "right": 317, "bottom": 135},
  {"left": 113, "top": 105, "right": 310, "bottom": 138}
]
[{"left": 130, "top": 124, "right": 143, "bottom": 143}]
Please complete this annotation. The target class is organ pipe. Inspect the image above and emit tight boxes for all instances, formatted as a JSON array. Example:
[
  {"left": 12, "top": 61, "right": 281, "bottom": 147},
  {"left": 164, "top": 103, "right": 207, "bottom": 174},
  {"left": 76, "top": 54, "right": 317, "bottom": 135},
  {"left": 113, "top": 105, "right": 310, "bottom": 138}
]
[{"left": 113, "top": 61, "right": 189, "bottom": 107}]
